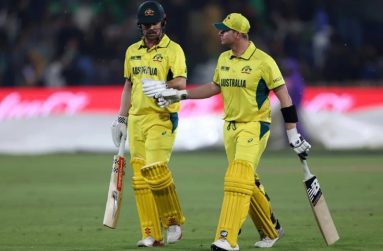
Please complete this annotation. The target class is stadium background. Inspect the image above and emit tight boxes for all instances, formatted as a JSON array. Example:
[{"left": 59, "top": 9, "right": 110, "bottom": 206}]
[
  {"left": 0, "top": 0, "right": 382, "bottom": 87},
  {"left": 0, "top": 1, "right": 383, "bottom": 251}
]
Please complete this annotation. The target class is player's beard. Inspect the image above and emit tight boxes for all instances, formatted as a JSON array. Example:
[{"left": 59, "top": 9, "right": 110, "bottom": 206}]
[{"left": 144, "top": 28, "right": 162, "bottom": 43}]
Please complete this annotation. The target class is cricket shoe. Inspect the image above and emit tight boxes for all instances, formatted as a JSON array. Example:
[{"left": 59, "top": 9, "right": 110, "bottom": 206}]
[
  {"left": 137, "top": 236, "right": 164, "bottom": 247},
  {"left": 167, "top": 225, "right": 182, "bottom": 244},
  {"left": 254, "top": 227, "right": 285, "bottom": 248},
  {"left": 211, "top": 239, "right": 239, "bottom": 251}
]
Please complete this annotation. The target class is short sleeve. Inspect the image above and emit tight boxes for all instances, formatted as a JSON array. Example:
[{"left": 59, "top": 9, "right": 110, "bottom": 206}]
[
  {"left": 213, "top": 55, "right": 223, "bottom": 85},
  {"left": 123, "top": 48, "right": 131, "bottom": 80},
  {"left": 262, "top": 57, "right": 285, "bottom": 89},
  {"left": 169, "top": 44, "right": 187, "bottom": 79}
]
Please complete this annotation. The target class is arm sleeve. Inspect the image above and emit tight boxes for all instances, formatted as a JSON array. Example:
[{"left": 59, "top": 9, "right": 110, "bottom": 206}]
[
  {"left": 212, "top": 56, "right": 221, "bottom": 86},
  {"left": 123, "top": 48, "right": 131, "bottom": 81},
  {"left": 262, "top": 56, "right": 285, "bottom": 89},
  {"left": 169, "top": 44, "right": 187, "bottom": 79}
]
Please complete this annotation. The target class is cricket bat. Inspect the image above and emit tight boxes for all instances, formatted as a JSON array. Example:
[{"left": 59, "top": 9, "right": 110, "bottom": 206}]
[
  {"left": 103, "top": 136, "right": 126, "bottom": 229},
  {"left": 300, "top": 158, "right": 339, "bottom": 245}
]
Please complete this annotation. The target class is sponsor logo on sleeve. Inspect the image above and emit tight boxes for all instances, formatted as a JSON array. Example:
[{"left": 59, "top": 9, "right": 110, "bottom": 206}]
[{"left": 273, "top": 76, "right": 282, "bottom": 83}]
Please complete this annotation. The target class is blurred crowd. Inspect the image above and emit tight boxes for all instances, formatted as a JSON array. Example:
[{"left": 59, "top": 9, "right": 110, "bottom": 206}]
[{"left": 0, "top": 0, "right": 382, "bottom": 87}]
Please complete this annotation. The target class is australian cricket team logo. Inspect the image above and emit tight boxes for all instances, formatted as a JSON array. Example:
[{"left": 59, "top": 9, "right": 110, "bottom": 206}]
[
  {"left": 153, "top": 53, "right": 163, "bottom": 62},
  {"left": 144, "top": 8, "right": 154, "bottom": 16},
  {"left": 241, "top": 65, "right": 252, "bottom": 74}
]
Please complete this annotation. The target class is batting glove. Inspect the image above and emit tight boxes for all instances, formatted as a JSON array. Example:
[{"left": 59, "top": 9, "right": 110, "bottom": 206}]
[
  {"left": 111, "top": 116, "right": 127, "bottom": 147},
  {"left": 142, "top": 78, "right": 167, "bottom": 97},
  {"left": 154, "top": 88, "right": 188, "bottom": 108},
  {"left": 286, "top": 128, "right": 311, "bottom": 159},
  {"left": 155, "top": 96, "right": 170, "bottom": 108}
]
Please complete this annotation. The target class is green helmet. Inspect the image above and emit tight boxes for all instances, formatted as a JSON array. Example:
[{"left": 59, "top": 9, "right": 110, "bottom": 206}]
[{"left": 137, "top": 1, "right": 166, "bottom": 24}]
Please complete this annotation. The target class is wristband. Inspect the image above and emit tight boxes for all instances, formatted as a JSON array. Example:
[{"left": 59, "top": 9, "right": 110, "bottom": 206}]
[{"left": 281, "top": 105, "right": 298, "bottom": 123}]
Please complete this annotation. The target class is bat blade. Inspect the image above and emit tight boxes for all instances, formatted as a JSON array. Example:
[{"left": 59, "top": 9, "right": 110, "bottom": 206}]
[
  {"left": 304, "top": 175, "right": 340, "bottom": 245},
  {"left": 103, "top": 139, "right": 126, "bottom": 229}
]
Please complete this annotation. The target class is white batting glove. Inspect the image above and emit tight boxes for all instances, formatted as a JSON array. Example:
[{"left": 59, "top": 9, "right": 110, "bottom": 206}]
[
  {"left": 111, "top": 116, "right": 127, "bottom": 147},
  {"left": 286, "top": 128, "right": 311, "bottom": 159},
  {"left": 154, "top": 88, "right": 188, "bottom": 108},
  {"left": 155, "top": 96, "right": 170, "bottom": 108},
  {"left": 142, "top": 78, "right": 167, "bottom": 97}
]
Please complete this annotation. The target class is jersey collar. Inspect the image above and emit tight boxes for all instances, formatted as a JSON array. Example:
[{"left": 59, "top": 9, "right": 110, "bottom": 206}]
[
  {"left": 139, "top": 34, "right": 171, "bottom": 51},
  {"left": 229, "top": 41, "right": 256, "bottom": 60}
]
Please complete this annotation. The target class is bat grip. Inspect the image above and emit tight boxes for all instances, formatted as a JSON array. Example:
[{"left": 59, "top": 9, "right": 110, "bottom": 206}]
[
  {"left": 300, "top": 158, "right": 314, "bottom": 180},
  {"left": 118, "top": 136, "right": 126, "bottom": 156}
]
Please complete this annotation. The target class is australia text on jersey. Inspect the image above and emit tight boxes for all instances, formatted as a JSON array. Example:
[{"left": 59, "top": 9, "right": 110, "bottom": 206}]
[
  {"left": 220, "top": 78, "right": 246, "bottom": 87},
  {"left": 132, "top": 66, "right": 158, "bottom": 76}
]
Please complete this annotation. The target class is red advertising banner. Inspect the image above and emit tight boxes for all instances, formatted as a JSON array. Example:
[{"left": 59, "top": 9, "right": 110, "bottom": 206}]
[
  {"left": 0, "top": 86, "right": 382, "bottom": 121},
  {"left": 304, "top": 87, "right": 383, "bottom": 112},
  {"left": 0, "top": 87, "right": 121, "bottom": 120}
]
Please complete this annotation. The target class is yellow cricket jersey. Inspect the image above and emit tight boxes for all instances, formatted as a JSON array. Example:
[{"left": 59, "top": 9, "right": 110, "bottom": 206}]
[
  {"left": 124, "top": 34, "right": 187, "bottom": 115},
  {"left": 213, "top": 42, "right": 285, "bottom": 123}
]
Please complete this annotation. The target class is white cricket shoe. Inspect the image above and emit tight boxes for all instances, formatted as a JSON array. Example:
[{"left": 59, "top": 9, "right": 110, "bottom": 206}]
[
  {"left": 211, "top": 239, "right": 239, "bottom": 251},
  {"left": 137, "top": 236, "right": 164, "bottom": 247},
  {"left": 167, "top": 225, "right": 182, "bottom": 244},
  {"left": 254, "top": 227, "right": 285, "bottom": 248}
]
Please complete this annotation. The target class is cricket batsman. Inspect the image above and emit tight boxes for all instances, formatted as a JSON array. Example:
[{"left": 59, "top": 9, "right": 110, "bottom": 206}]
[
  {"left": 111, "top": 0, "right": 187, "bottom": 247},
  {"left": 145, "top": 13, "right": 311, "bottom": 250}
]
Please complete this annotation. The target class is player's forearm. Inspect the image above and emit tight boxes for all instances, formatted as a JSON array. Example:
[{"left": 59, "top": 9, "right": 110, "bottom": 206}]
[
  {"left": 167, "top": 77, "right": 186, "bottom": 90},
  {"left": 274, "top": 84, "right": 293, "bottom": 107},
  {"left": 273, "top": 85, "right": 295, "bottom": 130},
  {"left": 118, "top": 79, "right": 132, "bottom": 116},
  {"left": 186, "top": 82, "right": 221, "bottom": 99}
]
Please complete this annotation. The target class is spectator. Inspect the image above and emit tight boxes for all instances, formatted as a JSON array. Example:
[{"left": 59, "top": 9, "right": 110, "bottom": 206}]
[{"left": 0, "top": 0, "right": 382, "bottom": 86}]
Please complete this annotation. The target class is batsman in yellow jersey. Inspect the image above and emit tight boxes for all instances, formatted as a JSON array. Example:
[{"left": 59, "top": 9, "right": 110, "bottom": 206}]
[
  {"left": 146, "top": 13, "right": 311, "bottom": 250},
  {"left": 110, "top": 1, "right": 187, "bottom": 247}
]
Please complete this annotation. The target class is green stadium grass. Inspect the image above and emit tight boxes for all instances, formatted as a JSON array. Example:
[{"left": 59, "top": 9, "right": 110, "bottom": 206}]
[{"left": 0, "top": 150, "right": 382, "bottom": 251}]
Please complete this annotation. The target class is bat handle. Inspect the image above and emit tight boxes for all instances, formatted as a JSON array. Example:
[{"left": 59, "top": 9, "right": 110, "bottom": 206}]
[
  {"left": 118, "top": 136, "right": 126, "bottom": 156},
  {"left": 300, "top": 157, "right": 314, "bottom": 180}
]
